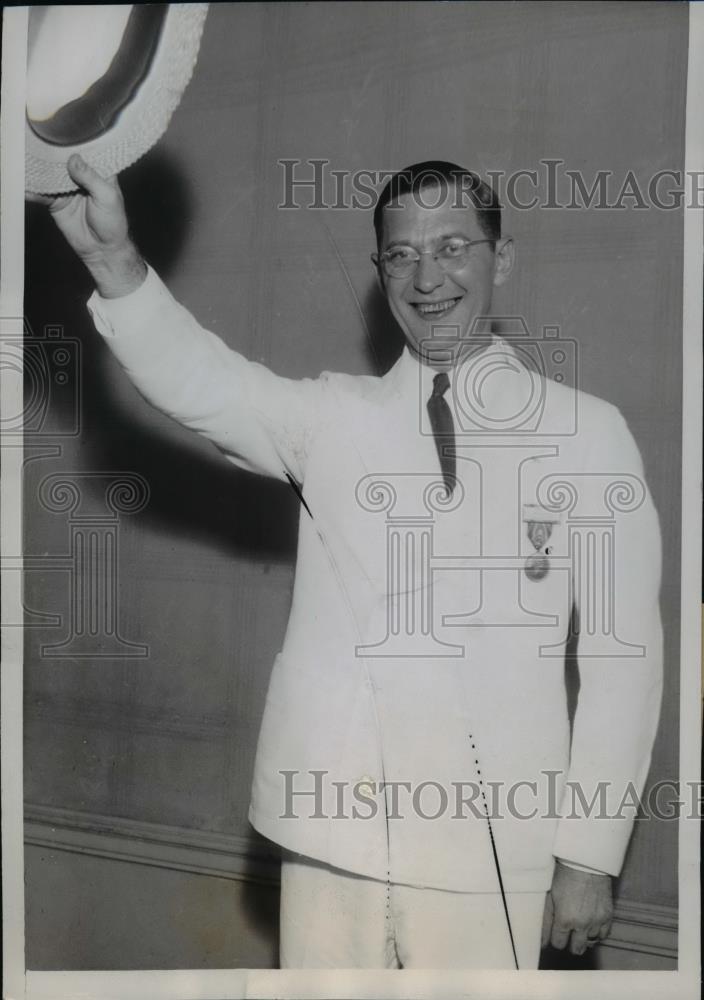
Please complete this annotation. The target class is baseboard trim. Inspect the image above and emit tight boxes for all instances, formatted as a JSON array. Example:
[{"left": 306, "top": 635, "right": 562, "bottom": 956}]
[
  {"left": 25, "top": 803, "right": 677, "bottom": 960},
  {"left": 24, "top": 802, "right": 281, "bottom": 885},
  {"left": 598, "top": 897, "right": 678, "bottom": 960}
]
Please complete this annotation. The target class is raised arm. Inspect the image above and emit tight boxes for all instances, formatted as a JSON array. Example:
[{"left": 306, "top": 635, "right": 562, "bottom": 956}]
[{"left": 37, "top": 156, "right": 327, "bottom": 483}]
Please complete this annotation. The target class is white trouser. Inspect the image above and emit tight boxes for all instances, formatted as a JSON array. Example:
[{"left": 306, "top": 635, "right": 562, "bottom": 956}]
[{"left": 280, "top": 852, "right": 546, "bottom": 969}]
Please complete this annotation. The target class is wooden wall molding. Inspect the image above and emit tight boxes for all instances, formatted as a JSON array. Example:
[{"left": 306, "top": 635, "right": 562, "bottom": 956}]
[
  {"left": 25, "top": 803, "right": 677, "bottom": 962},
  {"left": 24, "top": 802, "right": 280, "bottom": 885},
  {"left": 597, "top": 897, "right": 678, "bottom": 961}
]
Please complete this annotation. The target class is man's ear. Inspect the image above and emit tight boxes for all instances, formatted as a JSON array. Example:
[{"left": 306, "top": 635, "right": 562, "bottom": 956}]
[
  {"left": 493, "top": 236, "right": 515, "bottom": 287},
  {"left": 371, "top": 253, "right": 386, "bottom": 295}
]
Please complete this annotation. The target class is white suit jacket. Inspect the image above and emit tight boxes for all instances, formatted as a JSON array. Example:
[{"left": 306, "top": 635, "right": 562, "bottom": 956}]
[{"left": 88, "top": 268, "right": 663, "bottom": 893}]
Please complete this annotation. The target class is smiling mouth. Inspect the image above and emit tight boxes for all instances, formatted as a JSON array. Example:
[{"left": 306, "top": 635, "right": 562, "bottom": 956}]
[{"left": 411, "top": 297, "right": 463, "bottom": 318}]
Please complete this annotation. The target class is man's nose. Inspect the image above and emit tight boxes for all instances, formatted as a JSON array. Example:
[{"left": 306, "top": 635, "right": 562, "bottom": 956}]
[{"left": 413, "top": 252, "right": 445, "bottom": 293}]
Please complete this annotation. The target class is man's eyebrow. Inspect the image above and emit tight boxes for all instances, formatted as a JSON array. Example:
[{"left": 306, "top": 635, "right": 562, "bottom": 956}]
[
  {"left": 436, "top": 231, "right": 472, "bottom": 241},
  {"left": 382, "top": 232, "right": 472, "bottom": 250}
]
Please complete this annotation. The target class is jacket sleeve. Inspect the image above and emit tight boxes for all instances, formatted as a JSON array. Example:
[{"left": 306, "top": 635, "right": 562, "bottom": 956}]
[
  {"left": 87, "top": 266, "right": 327, "bottom": 483},
  {"left": 551, "top": 404, "right": 664, "bottom": 876}
]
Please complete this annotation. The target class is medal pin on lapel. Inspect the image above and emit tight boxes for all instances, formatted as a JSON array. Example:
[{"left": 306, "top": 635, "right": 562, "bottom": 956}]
[{"left": 522, "top": 505, "right": 560, "bottom": 582}]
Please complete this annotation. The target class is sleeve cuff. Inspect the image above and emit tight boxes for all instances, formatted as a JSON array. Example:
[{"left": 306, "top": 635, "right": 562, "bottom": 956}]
[
  {"left": 556, "top": 857, "right": 609, "bottom": 876},
  {"left": 87, "top": 264, "right": 169, "bottom": 340}
]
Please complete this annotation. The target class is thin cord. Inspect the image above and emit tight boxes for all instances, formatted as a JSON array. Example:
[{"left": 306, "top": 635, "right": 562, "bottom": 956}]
[
  {"left": 483, "top": 801, "right": 520, "bottom": 969},
  {"left": 321, "top": 219, "right": 383, "bottom": 374}
]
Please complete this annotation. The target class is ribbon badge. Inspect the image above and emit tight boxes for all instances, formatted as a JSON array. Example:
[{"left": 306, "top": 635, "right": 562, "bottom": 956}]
[{"left": 523, "top": 506, "right": 560, "bottom": 582}]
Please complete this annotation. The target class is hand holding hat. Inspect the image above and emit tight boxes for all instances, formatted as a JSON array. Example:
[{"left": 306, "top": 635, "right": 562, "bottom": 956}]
[{"left": 38, "top": 154, "right": 147, "bottom": 299}]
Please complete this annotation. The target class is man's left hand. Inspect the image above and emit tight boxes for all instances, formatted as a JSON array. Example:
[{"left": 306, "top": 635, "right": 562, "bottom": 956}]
[{"left": 541, "top": 861, "right": 614, "bottom": 955}]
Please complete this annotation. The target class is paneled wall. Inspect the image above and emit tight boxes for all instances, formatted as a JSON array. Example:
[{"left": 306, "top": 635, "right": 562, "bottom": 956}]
[{"left": 24, "top": 1, "right": 686, "bottom": 968}]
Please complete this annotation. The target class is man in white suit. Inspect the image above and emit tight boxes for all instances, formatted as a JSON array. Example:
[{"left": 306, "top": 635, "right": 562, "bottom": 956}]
[{"left": 41, "top": 155, "right": 663, "bottom": 969}]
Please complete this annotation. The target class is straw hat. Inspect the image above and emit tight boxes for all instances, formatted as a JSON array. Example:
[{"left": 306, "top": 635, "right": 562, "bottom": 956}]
[{"left": 25, "top": 4, "right": 209, "bottom": 195}]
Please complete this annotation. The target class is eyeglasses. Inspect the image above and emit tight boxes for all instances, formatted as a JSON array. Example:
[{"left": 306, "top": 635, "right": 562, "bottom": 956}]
[{"left": 371, "top": 238, "right": 495, "bottom": 279}]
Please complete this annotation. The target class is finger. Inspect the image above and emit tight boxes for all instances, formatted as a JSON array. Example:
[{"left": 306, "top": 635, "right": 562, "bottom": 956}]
[
  {"left": 25, "top": 191, "right": 56, "bottom": 205},
  {"left": 550, "top": 925, "right": 570, "bottom": 950},
  {"left": 585, "top": 925, "right": 603, "bottom": 951},
  {"left": 570, "top": 929, "right": 589, "bottom": 955},
  {"left": 541, "top": 894, "right": 554, "bottom": 949},
  {"left": 66, "top": 154, "right": 118, "bottom": 201},
  {"left": 28, "top": 189, "right": 76, "bottom": 215},
  {"left": 598, "top": 919, "right": 612, "bottom": 940},
  {"left": 47, "top": 194, "right": 83, "bottom": 220}
]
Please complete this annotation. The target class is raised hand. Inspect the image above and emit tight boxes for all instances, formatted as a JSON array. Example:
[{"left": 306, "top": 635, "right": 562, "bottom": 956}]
[{"left": 28, "top": 154, "right": 147, "bottom": 298}]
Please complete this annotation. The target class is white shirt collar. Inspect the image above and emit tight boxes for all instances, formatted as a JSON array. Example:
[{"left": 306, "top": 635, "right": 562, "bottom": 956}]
[{"left": 393, "top": 334, "right": 517, "bottom": 415}]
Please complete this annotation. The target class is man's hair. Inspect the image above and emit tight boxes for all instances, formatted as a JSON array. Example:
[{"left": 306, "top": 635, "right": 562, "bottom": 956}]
[{"left": 373, "top": 160, "right": 501, "bottom": 249}]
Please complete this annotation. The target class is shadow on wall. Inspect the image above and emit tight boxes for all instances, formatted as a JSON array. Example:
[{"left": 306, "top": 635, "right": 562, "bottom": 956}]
[
  {"left": 240, "top": 846, "right": 282, "bottom": 962},
  {"left": 362, "top": 282, "right": 405, "bottom": 377},
  {"left": 25, "top": 148, "right": 301, "bottom": 564}
]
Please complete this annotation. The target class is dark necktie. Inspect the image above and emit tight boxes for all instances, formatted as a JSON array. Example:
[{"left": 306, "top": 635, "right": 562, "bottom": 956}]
[{"left": 427, "top": 371, "right": 456, "bottom": 496}]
